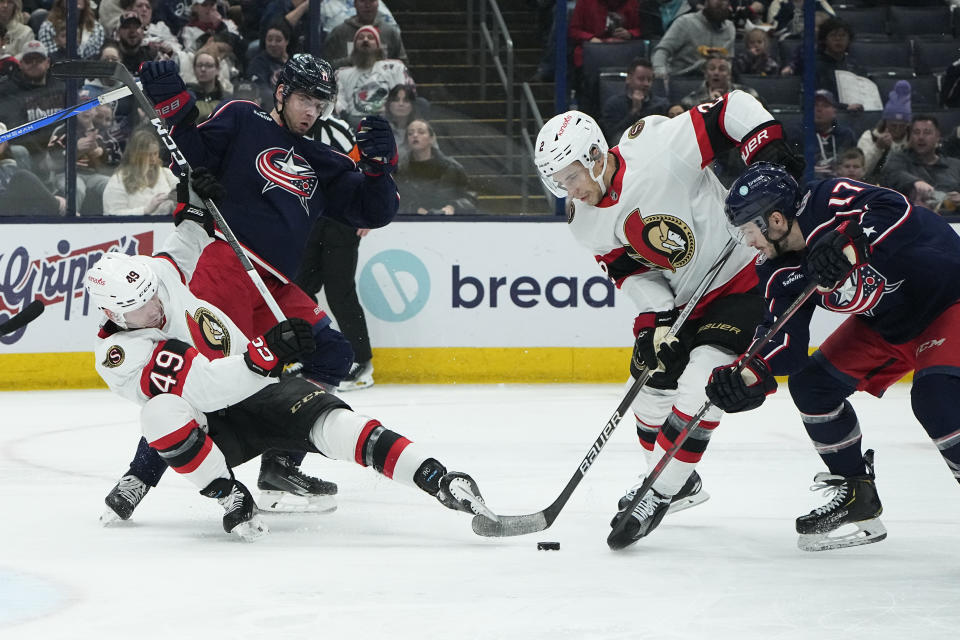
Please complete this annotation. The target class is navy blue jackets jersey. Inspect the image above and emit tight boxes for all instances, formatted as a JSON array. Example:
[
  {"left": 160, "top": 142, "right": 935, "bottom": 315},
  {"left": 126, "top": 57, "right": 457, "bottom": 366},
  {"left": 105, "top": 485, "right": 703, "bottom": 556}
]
[
  {"left": 171, "top": 100, "right": 398, "bottom": 280},
  {"left": 755, "top": 178, "right": 960, "bottom": 375}
]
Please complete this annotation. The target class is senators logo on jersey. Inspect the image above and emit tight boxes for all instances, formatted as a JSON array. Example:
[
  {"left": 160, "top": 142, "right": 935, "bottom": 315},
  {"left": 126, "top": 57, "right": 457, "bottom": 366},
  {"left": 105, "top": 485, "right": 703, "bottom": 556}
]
[
  {"left": 103, "top": 345, "right": 125, "bottom": 368},
  {"left": 185, "top": 307, "right": 231, "bottom": 359},
  {"left": 622, "top": 210, "right": 696, "bottom": 272},
  {"left": 256, "top": 147, "right": 318, "bottom": 214}
]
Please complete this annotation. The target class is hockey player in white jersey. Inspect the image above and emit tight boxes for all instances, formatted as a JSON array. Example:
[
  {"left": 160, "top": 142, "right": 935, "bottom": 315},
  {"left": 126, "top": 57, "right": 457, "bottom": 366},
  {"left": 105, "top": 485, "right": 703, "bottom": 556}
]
[
  {"left": 535, "top": 91, "right": 803, "bottom": 549},
  {"left": 84, "top": 205, "right": 493, "bottom": 541}
]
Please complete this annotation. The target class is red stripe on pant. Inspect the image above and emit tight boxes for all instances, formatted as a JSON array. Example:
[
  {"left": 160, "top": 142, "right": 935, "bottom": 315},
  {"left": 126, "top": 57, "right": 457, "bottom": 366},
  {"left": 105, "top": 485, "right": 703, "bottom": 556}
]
[
  {"left": 381, "top": 438, "right": 412, "bottom": 479},
  {"left": 149, "top": 420, "right": 199, "bottom": 450},
  {"left": 354, "top": 419, "right": 382, "bottom": 466}
]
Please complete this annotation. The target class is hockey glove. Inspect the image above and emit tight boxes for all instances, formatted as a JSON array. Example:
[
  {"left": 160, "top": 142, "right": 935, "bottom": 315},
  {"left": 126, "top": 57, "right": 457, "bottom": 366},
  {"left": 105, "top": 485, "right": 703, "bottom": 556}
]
[
  {"left": 356, "top": 115, "right": 398, "bottom": 176},
  {"left": 244, "top": 318, "right": 316, "bottom": 377},
  {"left": 805, "top": 221, "right": 870, "bottom": 290},
  {"left": 740, "top": 121, "right": 805, "bottom": 181},
  {"left": 631, "top": 310, "right": 689, "bottom": 388},
  {"left": 191, "top": 167, "right": 226, "bottom": 202},
  {"left": 705, "top": 356, "right": 777, "bottom": 413},
  {"left": 172, "top": 174, "right": 214, "bottom": 236},
  {"left": 139, "top": 60, "right": 196, "bottom": 127}
]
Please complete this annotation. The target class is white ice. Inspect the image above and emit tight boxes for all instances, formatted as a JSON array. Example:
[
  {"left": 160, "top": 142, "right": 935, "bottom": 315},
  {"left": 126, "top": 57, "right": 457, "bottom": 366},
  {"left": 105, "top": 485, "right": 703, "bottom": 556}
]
[{"left": 1, "top": 384, "right": 958, "bottom": 640}]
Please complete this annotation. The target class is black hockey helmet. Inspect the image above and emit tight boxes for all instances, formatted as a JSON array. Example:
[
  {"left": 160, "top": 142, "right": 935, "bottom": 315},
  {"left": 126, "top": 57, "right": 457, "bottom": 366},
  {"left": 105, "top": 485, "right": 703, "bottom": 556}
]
[
  {"left": 725, "top": 162, "right": 800, "bottom": 237},
  {"left": 275, "top": 53, "right": 336, "bottom": 118}
]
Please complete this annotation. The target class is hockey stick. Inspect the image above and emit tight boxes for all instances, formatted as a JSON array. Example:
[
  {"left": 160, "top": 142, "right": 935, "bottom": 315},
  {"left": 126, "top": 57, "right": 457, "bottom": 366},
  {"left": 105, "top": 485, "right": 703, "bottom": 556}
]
[
  {"left": 472, "top": 238, "right": 740, "bottom": 537},
  {"left": 50, "top": 61, "right": 286, "bottom": 323},
  {"left": 0, "top": 300, "right": 45, "bottom": 336},
  {"left": 606, "top": 280, "right": 819, "bottom": 549},
  {"left": 0, "top": 85, "right": 133, "bottom": 145}
]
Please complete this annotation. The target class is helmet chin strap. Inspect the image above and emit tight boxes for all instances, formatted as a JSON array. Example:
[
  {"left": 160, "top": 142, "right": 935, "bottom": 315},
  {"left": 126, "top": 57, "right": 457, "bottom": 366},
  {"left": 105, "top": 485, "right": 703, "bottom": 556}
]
[{"left": 592, "top": 152, "right": 610, "bottom": 197}]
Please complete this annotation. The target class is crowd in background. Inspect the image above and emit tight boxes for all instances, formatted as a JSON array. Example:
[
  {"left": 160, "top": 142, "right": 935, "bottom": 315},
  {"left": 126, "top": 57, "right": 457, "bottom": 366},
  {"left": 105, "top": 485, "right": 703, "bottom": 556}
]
[
  {"left": 0, "top": 0, "right": 476, "bottom": 217},
  {"left": 532, "top": 0, "right": 960, "bottom": 214}
]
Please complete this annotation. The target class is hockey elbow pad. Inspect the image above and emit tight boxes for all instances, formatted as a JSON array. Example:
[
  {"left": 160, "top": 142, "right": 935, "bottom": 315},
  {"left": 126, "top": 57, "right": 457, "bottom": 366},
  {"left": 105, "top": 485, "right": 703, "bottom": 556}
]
[{"left": 741, "top": 122, "right": 805, "bottom": 180}]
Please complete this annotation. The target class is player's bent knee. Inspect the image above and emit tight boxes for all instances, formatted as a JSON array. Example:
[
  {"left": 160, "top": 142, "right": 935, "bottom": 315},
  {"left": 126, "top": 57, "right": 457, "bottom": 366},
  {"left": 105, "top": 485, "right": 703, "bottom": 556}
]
[
  {"left": 788, "top": 360, "right": 852, "bottom": 414},
  {"left": 310, "top": 408, "right": 370, "bottom": 461}
]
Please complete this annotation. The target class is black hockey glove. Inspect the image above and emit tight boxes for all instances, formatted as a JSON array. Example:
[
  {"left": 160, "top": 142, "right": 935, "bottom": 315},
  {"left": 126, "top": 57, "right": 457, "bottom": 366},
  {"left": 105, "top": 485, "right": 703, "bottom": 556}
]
[
  {"left": 244, "top": 318, "right": 316, "bottom": 377},
  {"left": 139, "top": 60, "right": 197, "bottom": 127},
  {"left": 191, "top": 167, "right": 226, "bottom": 202},
  {"left": 631, "top": 310, "right": 689, "bottom": 388},
  {"left": 172, "top": 174, "right": 214, "bottom": 237},
  {"left": 356, "top": 115, "right": 398, "bottom": 175},
  {"left": 705, "top": 356, "right": 777, "bottom": 413},
  {"left": 740, "top": 121, "right": 805, "bottom": 181},
  {"left": 805, "top": 221, "right": 870, "bottom": 290}
]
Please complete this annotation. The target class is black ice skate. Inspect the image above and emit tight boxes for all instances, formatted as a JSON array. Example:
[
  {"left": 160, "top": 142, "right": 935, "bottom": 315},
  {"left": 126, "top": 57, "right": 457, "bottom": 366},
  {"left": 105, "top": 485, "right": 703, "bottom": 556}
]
[
  {"left": 796, "top": 449, "right": 886, "bottom": 552},
  {"left": 257, "top": 452, "right": 338, "bottom": 513},
  {"left": 201, "top": 478, "right": 268, "bottom": 541},
  {"left": 337, "top": 360, "right": 374, "bottom": 391},
  {"left": 100, "top": 474, "right": 150, "bottom": 525},
  {"left": 618, "top": 471, "right": 710, "bottom": 515},
  {"left": 607, "top": 489, "right": 671, "bottom": 550},
  {"left": 414, "top": 458, "right": 498, "bottom": 522}
]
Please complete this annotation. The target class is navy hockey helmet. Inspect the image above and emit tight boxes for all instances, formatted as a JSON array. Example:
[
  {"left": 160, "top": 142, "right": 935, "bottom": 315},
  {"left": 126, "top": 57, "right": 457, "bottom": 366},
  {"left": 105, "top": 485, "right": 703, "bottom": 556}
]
[
  {"left": 725, "top": 162, "right": 800, "bottom": 238},
  {"left": 276, "top": 54, "right": 336, "bottom": 118}
]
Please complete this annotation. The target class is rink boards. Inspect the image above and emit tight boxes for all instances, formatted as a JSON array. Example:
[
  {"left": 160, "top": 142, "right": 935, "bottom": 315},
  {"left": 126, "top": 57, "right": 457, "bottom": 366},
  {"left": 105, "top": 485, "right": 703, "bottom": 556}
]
[{"left": 0, "top": 218, "right": 891, "bottom": 389}]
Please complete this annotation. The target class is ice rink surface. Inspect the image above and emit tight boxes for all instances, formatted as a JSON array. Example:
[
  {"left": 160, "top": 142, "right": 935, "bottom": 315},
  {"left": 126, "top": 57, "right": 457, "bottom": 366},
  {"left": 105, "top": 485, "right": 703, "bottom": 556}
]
[{"left": 1, "top": 383, "right": 958, "bottom": 640}]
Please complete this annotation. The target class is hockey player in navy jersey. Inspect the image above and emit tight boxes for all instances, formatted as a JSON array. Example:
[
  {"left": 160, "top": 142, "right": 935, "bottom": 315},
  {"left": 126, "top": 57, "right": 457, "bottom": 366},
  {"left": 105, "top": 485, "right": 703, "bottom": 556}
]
[
  {"left": 706, "top": 162, "right": 960, "bottom": 551},
  {"left": 85, "top": 206, "right": 492, "bottom": 541},
  {"left": 101, "top": 54, "right": 399, "bottom": 524},
  {"left": 534, "top": 91, "right": 804, "bottom": 549}
]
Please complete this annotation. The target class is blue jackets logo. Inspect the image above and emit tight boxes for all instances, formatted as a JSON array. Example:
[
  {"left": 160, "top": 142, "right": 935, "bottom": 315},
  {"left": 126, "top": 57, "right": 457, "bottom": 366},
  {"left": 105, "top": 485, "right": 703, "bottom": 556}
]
[{"left": 359, "top": 250, "right": 431, "bottom": 322}]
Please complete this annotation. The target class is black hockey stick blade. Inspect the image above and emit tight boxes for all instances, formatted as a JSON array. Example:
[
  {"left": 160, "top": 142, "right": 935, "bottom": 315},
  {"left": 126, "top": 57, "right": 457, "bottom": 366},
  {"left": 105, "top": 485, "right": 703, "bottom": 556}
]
[
  {"left": 51, "top": 60, "right": 129, "bottom": 83},
  {"left": 0, "top": 300, "right": 44, "bottom": 336}
]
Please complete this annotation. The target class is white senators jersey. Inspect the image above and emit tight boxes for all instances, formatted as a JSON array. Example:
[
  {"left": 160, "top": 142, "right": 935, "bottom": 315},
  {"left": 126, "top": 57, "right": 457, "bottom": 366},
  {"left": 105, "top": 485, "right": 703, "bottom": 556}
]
[
  {"left": 567, "top": 90, "right": 778, "bottom": 316},
  {"left": 93, "top": 222, "right": 275, "bottom": 412}
]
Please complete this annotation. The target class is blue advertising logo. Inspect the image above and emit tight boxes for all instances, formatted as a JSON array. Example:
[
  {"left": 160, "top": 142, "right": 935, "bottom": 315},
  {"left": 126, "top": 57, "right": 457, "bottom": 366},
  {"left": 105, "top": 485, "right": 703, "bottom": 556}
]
[{"left": 359, "top": 250, "right": 430, "bottom": 322}]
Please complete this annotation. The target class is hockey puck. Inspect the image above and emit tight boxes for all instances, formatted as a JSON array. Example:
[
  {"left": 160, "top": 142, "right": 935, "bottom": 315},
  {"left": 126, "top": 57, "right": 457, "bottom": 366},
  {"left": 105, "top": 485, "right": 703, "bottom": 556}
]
[{"left": 537, "top": 541, "right": 560, "bottom": 551}]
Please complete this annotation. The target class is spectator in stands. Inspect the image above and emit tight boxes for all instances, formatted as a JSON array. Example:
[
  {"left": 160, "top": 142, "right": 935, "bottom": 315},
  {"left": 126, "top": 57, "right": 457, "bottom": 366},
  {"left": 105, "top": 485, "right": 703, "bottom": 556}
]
[
  {"left": 599, "top": 57, "right": 668, "bottom": 144},
  {"left": 102, "top": 127, "right": 179, "bottom": 215},
  {"left": 121, "top": 0, "right": 182, "bottom": 57},
  {"left": 189, "top": 50, "right": 232, "bottom": 122},
  {"left": 733, "top": 26, "right": 778, "bottom": 77},
  {"left": 835, "top": 147, "right": 866, "bottom": 182},
  {"left": 0, "top": 121, "right": 65, "bottom": 216},
  {"left": 396, "top": 119, "right": 475, "bottom": 215},
  {"left": 258, "top": 0, "right": 309, "bottom": 53},
  {"left": 181, "top": 0, "right": 242, "bottom": 55},
  {"left": 804, "top": 89, "right": 856, "bottom": 178},
  {"left": 246, "top": 20, "right": 290, "bottom": 106},
  {"left": 335, "top": 25, "right": 412, "bottom": 129},
  {"left": 115, "top": 11, "right": 156, "bottom": 72},
  {"left": 568, "top": 0, "right": 642, "bottom": 76},
  {"left": 0, "top": 23, "right": 18, "bottom": 79},
  {"left": 320, "top": 0, "right": 397, "bottom": 37},
  {"left": 46, "top": 108, "right": 118, "bottom": 215},
  {"left": 384, "top": 83, "right": 418, "bottom": 159},
  {"left": 679, "top": 54, "right": 759, "bottom": 110},
  {"left": 857, "top": 79, "right": 911, "bottom": 181},
  {"left": 155, "top": 0, "right": 194, "bottom": 38},
  {"left": 0, "top": 41, "right": 64, "bottom": 166},
  {"left": 767, "top": 0, "right": 834, "bottom": 40},
  {"left": 666, "top": 102, "right": 685, "bottom": 117},
  {"left": 47, "top": 21, "right": 70, "bottom": 64},
  {"left": 652, "top": 0, "right": 734, "bottom": 78},
  {"left": 781, "top": 16, "right": 863, "bottom": 111},
  {"left": 324, "top": 0, "right": 407, "bottom": 69},
  {"left": 38, "top": 0, "right": 105, "bottom": 60},
  {"left": 637, "top": 0, "right": 697, "bottom": 37},
  {"left": 881, "top": 115, "right": 960, "bottom": 214},
  {"left": 0, "top": 0, "right": 34, "bottom": 58},
  {"left": 942, "top": 54, "right": 960, "bottom": 109},
  {"left": 82, "top": 43, "right": 137, "bottom": 144}
]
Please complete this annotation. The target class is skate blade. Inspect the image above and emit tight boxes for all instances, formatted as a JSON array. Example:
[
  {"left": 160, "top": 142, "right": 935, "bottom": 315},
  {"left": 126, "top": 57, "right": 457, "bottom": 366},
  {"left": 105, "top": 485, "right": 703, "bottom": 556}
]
[
  {"left": 337, "top": 379, "right": 374, "bottom": 392},
  {"left": 797, "top": 518, "right": 887, "bottom": 552},
  {"left": 666, "top": 490, "right": 710, "bottom": 515},
  {"left": 258, "top": 491, "right": 337, "bottom": 514},
  {"left": 231, "top": 516, "right": 269, "bottom": 542}
]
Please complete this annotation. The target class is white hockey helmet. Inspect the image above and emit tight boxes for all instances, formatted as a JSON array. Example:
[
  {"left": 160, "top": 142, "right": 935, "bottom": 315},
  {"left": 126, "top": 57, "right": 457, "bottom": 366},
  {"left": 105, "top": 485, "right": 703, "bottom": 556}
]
[
  {"left": 85, "top": 253, "right": 158, "bottom": 328},
  {"left": 534, "top": 110, "right": 609, "bottom": 198}
]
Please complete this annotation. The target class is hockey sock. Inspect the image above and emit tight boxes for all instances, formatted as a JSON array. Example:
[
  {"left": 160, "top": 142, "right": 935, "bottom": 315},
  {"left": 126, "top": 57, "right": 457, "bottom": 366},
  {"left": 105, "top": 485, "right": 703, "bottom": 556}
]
[
  {"left": 141, "top": 395, "right": 231, "bottom": 490},
  {"left": 799, "top": 400, "right": 866, "bottom": 477},
  {"left": 635, "top": 416, "right": 659, "bottom": 467},
  {"left": 912, "top": 374, "right": 960, "bottom": 483},
  {"left": 128, "top": 436, "right": 168, "bottom": 486},
  {"left": 651, "top": 409, "right": 718, "bottom": 495}
]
